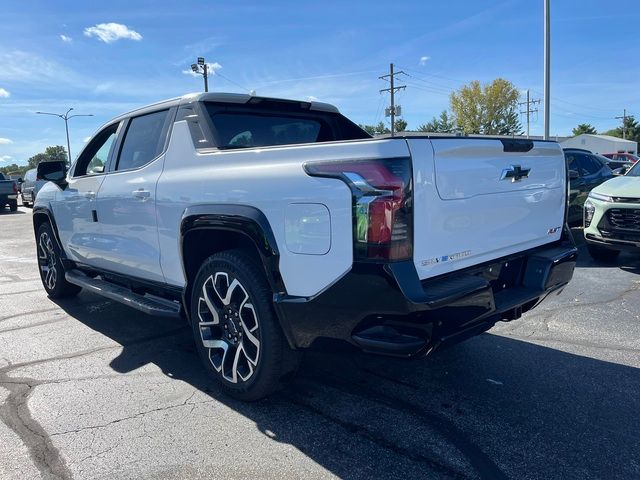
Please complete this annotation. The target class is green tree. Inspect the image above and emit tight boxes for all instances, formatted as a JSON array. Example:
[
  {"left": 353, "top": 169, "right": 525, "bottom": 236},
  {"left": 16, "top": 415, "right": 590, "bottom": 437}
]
[
  {"left": 27, "top": 145, "right": 68, "bottom": 169},
  {"left": 450, "top": 78, "right": 522, "bottom": 135},
  {"left": 602, "top": 116, "right": 640, "bottom": 144},
  {"left": 572, "top": 124, "right": 597, "bottom": 136},
  {"left": 418, "top": 110, "right": 456, "bottom": 133},
  {"left": 358, "top": 119, "right": 408, "bottom": 136},
  {"left": 0, "top": 163, "right": 28, "bottom": 177}
]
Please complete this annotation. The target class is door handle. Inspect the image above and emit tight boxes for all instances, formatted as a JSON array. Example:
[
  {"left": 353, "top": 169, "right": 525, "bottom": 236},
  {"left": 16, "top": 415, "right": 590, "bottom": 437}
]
[
  {"left": 84, "top": 191, "right": 96, "bottom": 199},
  {"left": 132, "top": 189, "right": 151, "bottom": 200}
]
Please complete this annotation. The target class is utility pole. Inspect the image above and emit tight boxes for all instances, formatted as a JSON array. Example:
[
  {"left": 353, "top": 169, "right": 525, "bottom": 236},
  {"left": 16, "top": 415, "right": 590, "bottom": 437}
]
[
  {"left": 543, "top": 0, "right": 551, "bottom": 140},
  {"left": 615, "top": 109, "right": 627, "bottom": 139},
  {"left": 379, "top": 63, "right": 406, "bottom": 136},
  {"left": 36, "top": 108, "right": 94, "bottom": 163},
  {"left": 518, "top": 90, "right": 541, "bottom": 138}
]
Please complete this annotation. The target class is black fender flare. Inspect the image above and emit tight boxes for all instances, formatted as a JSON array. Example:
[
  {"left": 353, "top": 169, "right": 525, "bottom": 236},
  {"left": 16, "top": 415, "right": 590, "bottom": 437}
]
[
  {"left": 32, "top": 205, "right": 68, "bottom": 261},
  {"left": 179, "top": 204, "right": 288, "bottom": 318}
]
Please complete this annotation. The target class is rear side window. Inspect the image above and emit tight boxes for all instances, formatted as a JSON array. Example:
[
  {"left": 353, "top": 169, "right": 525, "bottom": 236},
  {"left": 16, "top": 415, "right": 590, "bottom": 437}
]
[
  {"left": 116, "top": 109, "right": 170, "bottom": 171},
  {"left": 211, "top": 113, "right": 327, "bottom": 148},
  {"left": 204, "top": 102, "right": 370, "bottom": 149}
]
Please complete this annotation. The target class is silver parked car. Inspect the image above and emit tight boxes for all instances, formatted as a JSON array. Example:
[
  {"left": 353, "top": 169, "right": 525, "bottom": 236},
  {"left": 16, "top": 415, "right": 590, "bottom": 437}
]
[{"left": 20, "top": 168, "right": 46, "bottom": 207}]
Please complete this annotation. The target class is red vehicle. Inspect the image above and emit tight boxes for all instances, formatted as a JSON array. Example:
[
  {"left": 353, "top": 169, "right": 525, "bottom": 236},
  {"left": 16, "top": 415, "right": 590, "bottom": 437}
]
[{"left": 601, "top": 152, "right": 639, "bottom": 164}]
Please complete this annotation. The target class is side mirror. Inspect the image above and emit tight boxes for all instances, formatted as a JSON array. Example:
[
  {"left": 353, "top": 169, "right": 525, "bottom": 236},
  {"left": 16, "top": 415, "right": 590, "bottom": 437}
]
[
  {"left": 568, "top": 170, "right": 579, "bottom": 180},
  {"left": 17, "top": 178, "right": 23, "bottom": 183},
  {"left": 37, "top": 161, "right": 68, "bottom": 187}
]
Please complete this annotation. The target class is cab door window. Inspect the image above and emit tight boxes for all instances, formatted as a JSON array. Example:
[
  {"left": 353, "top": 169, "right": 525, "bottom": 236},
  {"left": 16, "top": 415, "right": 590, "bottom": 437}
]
[
  {"left": 576, "top": 153, "right": 600, "bottom": 176},
  {"left": 566, "top": 154, "right": 580, "bottom": 177},
  {"left": 73, "top": 124, "right": 119, "bottom": 177}
]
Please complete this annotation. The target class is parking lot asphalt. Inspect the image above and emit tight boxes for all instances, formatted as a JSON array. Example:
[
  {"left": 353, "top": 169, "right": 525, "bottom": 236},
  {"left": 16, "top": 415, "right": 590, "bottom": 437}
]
[{"left": 0, "top": 203, "right": 639, "bottom": 480}]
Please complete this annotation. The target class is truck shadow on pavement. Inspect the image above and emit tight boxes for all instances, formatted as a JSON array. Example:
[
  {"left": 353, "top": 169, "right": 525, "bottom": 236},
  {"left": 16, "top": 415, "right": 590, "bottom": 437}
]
[
  {"left": 53, "top": 293, "right": 640, "bottom": 480},
  {"left": 0, "top": 209, "right": 26, "bottom": 215},
  {"left": 571, "top": 228, "right": 640, "bottom": 273}
]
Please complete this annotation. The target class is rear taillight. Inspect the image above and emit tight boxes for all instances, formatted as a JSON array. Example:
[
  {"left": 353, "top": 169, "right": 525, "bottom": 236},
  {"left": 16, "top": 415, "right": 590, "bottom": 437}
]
[
  {"left": 304, "top": 158, "right": 413, "bottom": 261},
  {"left": 12, "top": 183, "right": 18, "bottom": 194}
]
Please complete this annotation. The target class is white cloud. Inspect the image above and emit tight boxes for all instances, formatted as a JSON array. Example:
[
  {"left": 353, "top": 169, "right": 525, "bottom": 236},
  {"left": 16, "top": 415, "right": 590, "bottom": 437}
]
[
  {"left": 0, "top": 155, "right": 13, "bottom": 162},
  {"left": 83, "top": 23, "right": 142, "bottom": 43},
  {"left": 60, "top": 34, "right": 72, "bottom": 43},
  {"left": 0, "top": 51, "right": 83, "bottom": 88},
  {"left": 0, "top": 87, "right": 9, "bottom": 98},
  {"left": 182, "top": 62, "right": 222, "bottom": 77},
  {"left": 83, "top": 136, "right": 91, "bottom": 143},
  {"left": 419, "top": 56, "right": 431, "bottom": 66},
  {"left": 0, "top": 138, "right": 13, "bottom": 145},
  {"left": 306, "top": 96, "right": 318, "bottom": 102}
]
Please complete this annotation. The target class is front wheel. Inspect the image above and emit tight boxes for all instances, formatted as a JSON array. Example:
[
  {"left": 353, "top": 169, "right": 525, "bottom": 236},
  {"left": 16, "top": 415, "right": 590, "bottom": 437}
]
[
  {"left": 190, "top": 250, "right": 300, "bottom": 401},
  {"left": 36, "top": 222, "right": 81, "bottom": 298}
]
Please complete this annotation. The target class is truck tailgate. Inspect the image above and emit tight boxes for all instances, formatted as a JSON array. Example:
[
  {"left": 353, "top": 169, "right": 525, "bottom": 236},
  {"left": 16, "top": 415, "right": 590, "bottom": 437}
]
[
  {"left": 408, "top": 138, "right": 566, "bottom": 280},
  {"left": 0, "top": 181, "right": 16, "bottom": 195}
]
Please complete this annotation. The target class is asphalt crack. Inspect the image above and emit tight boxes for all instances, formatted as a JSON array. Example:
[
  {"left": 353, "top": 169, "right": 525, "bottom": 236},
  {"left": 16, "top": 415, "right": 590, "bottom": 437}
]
[
  {"left": 0, "top": 326, "right": 189, "bottom": 479},
  {"left": 0, "top": 374, "right": 72, "bottom": 480},
  {"left": 50, "top": 394, "right": 212, "bottom": 437}
]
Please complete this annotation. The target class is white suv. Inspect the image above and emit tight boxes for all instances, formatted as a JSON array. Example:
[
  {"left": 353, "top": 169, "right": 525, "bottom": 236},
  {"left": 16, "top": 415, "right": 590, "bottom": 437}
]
[{"left": 33, "top": 93, "right": 577, "bottom": 400}]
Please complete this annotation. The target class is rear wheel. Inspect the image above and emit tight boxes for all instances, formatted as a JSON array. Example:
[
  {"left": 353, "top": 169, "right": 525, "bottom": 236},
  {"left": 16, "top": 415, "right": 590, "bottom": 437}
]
[
  {"left": 190, "top": 250, "right": 300, "bottom": 401},
  {"left": 36, "top": 222, "right": 81, "bottom": 298},
  {"left": 587, "top": 244, "right": 620, "bottom": 262},
  {"left": 9, "top": 201, "right": 17, "bottom": 212}
]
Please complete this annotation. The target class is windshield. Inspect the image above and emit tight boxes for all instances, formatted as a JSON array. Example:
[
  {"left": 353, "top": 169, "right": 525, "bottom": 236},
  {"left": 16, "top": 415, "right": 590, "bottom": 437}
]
[{"left": 626, "top": 161, "right": 640, "bottom": 176}]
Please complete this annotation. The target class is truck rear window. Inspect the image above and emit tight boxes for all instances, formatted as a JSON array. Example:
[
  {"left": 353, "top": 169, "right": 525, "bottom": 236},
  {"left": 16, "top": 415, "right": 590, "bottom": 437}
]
[{"left": 204, "top": 102, "right": 370, "bottom": 149}]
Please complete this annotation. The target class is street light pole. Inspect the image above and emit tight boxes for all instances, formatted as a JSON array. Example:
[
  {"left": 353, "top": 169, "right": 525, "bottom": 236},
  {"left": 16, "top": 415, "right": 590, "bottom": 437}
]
[
  {"left": 191, "top": 57, "right": 210, "bottom": 92},
  {"left": 543, "top": 0, "right": 551, "bottom": 140},
  {"left": 36, "top": 108, "right": 94, "bottom": 163}
]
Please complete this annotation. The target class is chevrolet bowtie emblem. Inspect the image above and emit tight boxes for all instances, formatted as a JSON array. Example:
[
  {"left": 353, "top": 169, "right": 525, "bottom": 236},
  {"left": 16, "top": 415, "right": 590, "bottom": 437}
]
[{"left": 500, "top": 165, "right": 531, "bottom": 182}]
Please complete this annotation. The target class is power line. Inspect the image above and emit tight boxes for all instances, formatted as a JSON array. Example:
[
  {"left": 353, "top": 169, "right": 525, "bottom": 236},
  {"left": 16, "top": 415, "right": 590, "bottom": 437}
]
[
  {"left": 379, "top": 63, "right": 406, "bottom": 136},
  {"left": 397, "top": 65, "right": 466, "bottom": 86},
  {"left": 215, "top": 71, "right": 252, "bottom": 93},
  {"left": 398, "top": 71, "right": 457, "bottom": 93}
]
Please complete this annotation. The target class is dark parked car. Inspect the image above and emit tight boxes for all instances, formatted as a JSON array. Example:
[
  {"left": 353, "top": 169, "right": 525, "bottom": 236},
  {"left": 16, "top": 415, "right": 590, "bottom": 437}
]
[
  {"left": 564, "top": 148, "right": 615, "bottom": 225},
  {"left": 0, "top": 173, "right": 19, "bottom": 212}
]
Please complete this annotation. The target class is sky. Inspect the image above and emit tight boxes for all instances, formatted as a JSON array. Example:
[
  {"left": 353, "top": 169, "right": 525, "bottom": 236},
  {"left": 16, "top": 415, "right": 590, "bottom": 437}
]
[{"left": 1, "top": 0, "right": 639, "bottom": 166}]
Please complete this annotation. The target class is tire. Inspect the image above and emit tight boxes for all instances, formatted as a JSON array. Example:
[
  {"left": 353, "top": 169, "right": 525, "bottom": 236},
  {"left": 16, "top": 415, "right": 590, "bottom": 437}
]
[
  {"left": 9, "top": 201, "right": 17, "bottom": 212},
  {"left": 36, "top": 222, "right": 81, "bottom": 298},
  {"left": 190, "top": 249, "right": 300, "bottom": 401},
  {"left": 587, "top": 244, "right": 620, "bottom": 262}
]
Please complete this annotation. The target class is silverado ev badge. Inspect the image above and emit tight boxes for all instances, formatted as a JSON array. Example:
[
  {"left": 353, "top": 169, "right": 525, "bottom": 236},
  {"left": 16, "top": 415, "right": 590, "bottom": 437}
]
[{"left": 500, "top": 165, "right": 531, "bottom": 183}]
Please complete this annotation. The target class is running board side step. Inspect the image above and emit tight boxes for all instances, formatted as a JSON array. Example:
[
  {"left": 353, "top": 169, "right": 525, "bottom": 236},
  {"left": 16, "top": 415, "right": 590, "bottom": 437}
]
[{"left": 65, "top": 270, "right": 181, "bottom": 318}]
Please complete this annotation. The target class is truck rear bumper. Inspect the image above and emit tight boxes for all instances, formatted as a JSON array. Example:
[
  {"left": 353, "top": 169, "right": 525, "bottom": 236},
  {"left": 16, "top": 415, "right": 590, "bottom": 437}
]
[{"left": 274, "top": 240, "right": 577, "bottom": 356}]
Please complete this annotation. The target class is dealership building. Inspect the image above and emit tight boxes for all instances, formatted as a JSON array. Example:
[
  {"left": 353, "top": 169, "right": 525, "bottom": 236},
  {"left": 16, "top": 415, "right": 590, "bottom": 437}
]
[{"left": 560, "top": 134, "right": 638, "bottom": 154}]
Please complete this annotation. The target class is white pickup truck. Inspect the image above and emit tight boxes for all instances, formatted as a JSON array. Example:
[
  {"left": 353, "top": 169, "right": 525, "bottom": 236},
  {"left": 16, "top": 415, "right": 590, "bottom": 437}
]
[{"left": 33, "top": 93, "right": 577, "bottom": 400}]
